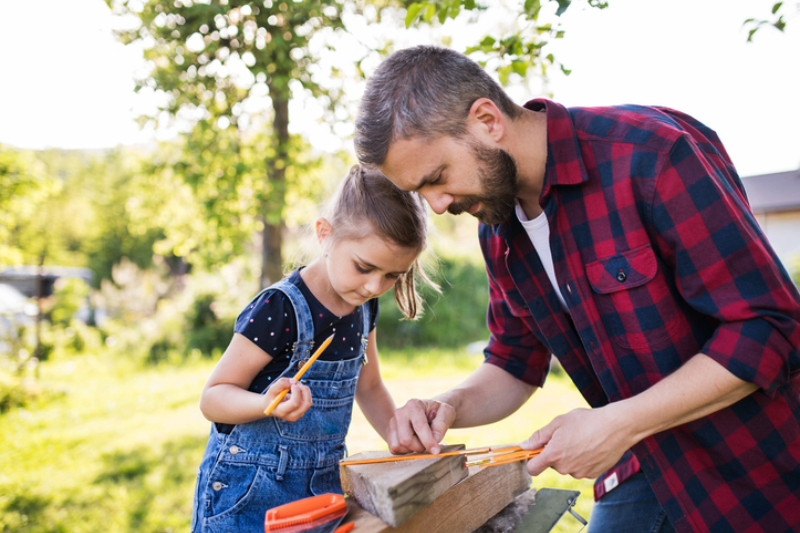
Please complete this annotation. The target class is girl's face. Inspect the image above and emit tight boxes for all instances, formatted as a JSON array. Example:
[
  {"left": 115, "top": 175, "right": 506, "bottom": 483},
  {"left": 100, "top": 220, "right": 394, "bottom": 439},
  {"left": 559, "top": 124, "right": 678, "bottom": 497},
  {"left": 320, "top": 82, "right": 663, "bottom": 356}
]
[{"left": 322, "top": 229, "right": 420, "bottom": 310}]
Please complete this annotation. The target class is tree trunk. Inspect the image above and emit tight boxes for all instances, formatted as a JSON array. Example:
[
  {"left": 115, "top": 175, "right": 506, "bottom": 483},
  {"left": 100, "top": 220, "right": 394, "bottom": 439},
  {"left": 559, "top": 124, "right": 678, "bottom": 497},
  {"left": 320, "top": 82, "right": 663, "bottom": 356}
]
[{"left": 261, "top": 82, "right": 290, "bottom": 289}]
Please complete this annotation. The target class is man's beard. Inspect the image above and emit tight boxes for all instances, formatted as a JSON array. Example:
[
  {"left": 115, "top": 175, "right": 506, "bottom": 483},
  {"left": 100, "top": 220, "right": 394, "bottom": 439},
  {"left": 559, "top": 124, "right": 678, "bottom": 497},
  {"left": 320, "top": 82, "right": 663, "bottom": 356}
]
[{"left": 447, "top": 142, "right": 520, "bottom": 225}]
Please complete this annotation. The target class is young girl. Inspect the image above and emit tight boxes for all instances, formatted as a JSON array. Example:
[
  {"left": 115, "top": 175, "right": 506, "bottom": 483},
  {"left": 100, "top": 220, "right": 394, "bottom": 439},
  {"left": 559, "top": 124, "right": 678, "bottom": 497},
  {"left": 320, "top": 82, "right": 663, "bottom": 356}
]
[{"left": 191, "top": 165, "right": 434, "bottom": 533}]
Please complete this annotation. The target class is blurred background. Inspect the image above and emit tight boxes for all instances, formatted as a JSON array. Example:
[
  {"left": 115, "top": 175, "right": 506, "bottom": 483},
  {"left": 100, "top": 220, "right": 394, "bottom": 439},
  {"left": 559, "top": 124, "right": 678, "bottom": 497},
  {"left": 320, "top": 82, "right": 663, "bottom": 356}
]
[{"left": 1, "top": 0, "right": 798, "bottom": 531}]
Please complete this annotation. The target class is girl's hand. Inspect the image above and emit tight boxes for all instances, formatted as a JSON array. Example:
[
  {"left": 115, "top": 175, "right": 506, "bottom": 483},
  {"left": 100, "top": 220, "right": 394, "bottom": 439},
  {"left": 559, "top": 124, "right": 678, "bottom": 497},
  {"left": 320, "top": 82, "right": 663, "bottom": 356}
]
[{"left": 264, "top": 378, "right": 313, "bottom": 422}]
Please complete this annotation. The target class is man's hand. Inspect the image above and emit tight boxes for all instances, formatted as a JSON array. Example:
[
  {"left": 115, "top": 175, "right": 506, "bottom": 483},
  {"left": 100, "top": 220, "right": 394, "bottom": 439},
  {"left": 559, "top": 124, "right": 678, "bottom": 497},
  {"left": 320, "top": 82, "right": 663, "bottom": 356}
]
[
  {"left": 387, "top": 399, "right": 456, "bottom": 455},
  {"left": 521, "top": 406, "right": 632, "bottom": 479},
  {"left": 520, "top": 355, "right": 758, "bottom": 478}
]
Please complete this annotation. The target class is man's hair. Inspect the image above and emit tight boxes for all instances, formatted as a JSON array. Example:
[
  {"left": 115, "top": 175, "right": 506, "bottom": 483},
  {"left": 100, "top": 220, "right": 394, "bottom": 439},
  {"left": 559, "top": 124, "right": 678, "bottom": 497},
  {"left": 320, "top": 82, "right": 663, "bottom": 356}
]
[
  {"left": 326, "top": 164, "right": 438, "bottom": 319},
  {"left": 355, "top": 45, "right": 522, "bottom": 166}
]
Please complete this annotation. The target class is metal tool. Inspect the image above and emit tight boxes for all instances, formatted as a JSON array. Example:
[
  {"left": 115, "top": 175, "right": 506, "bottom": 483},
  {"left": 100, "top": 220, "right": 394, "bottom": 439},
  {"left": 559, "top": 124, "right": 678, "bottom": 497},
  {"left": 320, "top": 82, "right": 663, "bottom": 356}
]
[{"left": 510, "top": 489, "right": 586, "bottom": 533}]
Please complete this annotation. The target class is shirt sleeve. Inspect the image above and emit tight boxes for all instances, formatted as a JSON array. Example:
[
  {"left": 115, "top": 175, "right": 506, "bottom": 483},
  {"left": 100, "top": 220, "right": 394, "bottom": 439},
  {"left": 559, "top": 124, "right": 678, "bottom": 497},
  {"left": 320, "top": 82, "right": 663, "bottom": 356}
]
[
  {"left": 234, "top": 289, "right": 296, "bottom": 358},
  {"left": 650, "top": 134, "right": 800, "bottom": 393},
  {"left": 369, "top": 299, "right": 381, "bottom": 332},
  {"left": 481, "top": 250, "right": 552, "bottom": 387}
]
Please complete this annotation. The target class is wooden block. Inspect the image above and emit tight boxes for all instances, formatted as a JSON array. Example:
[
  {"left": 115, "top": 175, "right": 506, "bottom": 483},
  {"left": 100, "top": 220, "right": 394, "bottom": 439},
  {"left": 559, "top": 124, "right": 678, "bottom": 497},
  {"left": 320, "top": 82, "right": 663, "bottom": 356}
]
[
  {"left": 342, "top": 461, "right": 532, "bottom": 533},
  {"left": 340, "top": 445, "right": 468, "bottom": 527}
]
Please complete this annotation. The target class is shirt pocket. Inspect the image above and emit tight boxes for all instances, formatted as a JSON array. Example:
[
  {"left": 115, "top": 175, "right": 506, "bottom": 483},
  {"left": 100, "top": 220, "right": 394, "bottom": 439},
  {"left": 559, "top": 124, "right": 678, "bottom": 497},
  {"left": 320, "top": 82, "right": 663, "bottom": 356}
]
[{"left": 586, "top": 244, "right": 688, "bottom": 352}]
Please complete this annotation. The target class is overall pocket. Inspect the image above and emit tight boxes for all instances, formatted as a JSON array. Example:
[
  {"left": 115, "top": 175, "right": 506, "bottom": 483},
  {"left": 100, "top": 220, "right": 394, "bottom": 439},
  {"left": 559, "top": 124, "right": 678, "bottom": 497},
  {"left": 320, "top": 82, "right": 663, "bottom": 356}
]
[
  {"left": 206, "top": 462, "right": 265, "bottom": 520},
  {"left": 274, "top": 396, "right": 354, "bottom": 442},
  {"left": 310, "top": 464, "right": 343, "bottom": 496}
]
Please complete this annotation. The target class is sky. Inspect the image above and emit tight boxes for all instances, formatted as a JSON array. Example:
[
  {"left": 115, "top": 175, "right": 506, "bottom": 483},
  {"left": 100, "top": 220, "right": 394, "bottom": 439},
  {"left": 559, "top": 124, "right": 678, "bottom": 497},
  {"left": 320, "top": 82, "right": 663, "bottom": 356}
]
[{"left": 0, "top": 0, "right": 797, "bottom": 177}]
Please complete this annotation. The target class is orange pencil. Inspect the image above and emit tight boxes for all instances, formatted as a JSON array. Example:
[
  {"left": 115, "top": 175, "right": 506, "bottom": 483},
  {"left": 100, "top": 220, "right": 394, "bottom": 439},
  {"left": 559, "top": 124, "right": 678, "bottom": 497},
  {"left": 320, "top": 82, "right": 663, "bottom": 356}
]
[
  {"left": 339, "top": 445, "right": 543, "bottom": 467},
  {"left": 264, "top": 334, "right": 335, "bottom": 416}
]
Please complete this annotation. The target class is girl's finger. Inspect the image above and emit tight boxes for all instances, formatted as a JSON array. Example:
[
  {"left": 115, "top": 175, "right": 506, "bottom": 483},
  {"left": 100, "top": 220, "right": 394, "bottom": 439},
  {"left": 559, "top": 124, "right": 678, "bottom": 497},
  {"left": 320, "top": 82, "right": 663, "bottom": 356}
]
[
  {"left": 293, "top": 382, "right": 313, "bottom": 410},
  {"left": 272, "top": 377, "right": 295, "bottom": 394}
]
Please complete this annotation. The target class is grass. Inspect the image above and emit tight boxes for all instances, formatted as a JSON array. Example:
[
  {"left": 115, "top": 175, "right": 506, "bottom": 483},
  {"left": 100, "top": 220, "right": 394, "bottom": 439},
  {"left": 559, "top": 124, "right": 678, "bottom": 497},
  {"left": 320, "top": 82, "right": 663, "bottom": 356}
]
[{"left": 1, "top": 348, "right": 593, "bottom": 533}]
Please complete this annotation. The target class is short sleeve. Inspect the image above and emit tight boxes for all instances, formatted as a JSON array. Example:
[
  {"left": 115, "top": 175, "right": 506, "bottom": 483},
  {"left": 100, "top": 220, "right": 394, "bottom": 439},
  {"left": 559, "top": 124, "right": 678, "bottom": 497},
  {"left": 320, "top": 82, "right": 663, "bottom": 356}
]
[
  {"left": 234, "top": 289, "right": 296, "bottom": 357},
  {"left": 368, "top": 299, "right": 380, "bottom": 332}
]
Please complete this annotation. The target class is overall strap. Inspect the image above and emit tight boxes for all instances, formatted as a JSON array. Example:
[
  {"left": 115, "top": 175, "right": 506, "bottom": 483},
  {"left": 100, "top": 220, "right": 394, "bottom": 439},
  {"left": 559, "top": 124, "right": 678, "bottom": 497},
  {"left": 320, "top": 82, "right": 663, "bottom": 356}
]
[
  {"left": 266, "top": 279, "right": 315, "bottom": 360},
  {"left": 359, "top": 302, "right": 371, "bottom": 355}
]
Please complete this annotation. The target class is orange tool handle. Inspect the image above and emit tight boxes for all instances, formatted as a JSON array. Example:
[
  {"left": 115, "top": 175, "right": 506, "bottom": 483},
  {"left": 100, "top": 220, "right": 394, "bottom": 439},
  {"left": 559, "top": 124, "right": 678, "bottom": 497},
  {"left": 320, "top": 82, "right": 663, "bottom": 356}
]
[{"left": 265, "top": 494, "right": 347, "bottom": 530}]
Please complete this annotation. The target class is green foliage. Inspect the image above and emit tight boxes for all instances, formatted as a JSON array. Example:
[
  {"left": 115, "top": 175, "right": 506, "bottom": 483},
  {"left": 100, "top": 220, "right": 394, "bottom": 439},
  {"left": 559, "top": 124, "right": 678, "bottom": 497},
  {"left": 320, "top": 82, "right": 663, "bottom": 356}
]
[
  {"left": 106, "top": 0, "right": 348, "bottom": 124},
  {"left": 104, "top": 0, "right": 400, "bottom": 285},
  {"left": 0, "top": 350, "right": 593, "bottom": 533},
  {"left": 0, "top": 145, "right": 183, "bottom": 284},
  {"left": 49, "top": 278, "right": 89, "bottom": 327},
  {"left": 744, "top": 1, "right": 797, "bottom": 41},
  {"left": 0, "top": 375, "right": 41, "bottom": 413},
  {"left": 0, "top": 147, "right": 42, "bottom": 264},
  {"left": 185, "top": 292, "right": 236, "bottom": 359},
  {"left": 0, "top": 355, "right": 209, "bottom": 533},
  {"left": 378, "top": 254, "right": 490, "bottom": 348},
  {"left": 94, "top": 258, "right": 259, "bottom": 365},
  {"left": 405, "top": 0, "right": 609, "bottom": 83},
  {"left": 0, "top": 146, "right": 80, "bottom": 267}
]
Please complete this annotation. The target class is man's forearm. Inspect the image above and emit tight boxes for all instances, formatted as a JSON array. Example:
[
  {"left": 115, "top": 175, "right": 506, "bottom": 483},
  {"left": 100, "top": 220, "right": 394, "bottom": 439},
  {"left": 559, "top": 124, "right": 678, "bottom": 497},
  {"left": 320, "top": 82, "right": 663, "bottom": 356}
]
[
  {"left": 434, "top": 363, "right": 536, "bottom": 428},
  {"left": 611, "top": 353, "right": 758, "bottom": 446}
]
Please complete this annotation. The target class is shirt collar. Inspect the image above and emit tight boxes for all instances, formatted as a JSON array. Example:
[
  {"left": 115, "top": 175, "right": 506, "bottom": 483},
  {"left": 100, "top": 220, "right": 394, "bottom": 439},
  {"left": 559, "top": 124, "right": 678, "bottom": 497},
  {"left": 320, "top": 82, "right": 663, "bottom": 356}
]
[
  {"left": 488, "top": 99, "right": 588, "bottom": 238},
  {"left": 525, "top": 98, "right": 589, "bottom": 194}
]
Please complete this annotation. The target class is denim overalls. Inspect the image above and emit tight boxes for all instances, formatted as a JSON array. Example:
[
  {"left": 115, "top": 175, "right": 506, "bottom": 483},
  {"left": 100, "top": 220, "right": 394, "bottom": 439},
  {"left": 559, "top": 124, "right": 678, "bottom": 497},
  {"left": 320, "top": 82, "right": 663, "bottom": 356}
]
[{"left": 192, "top": 279, "right": 370, "bottom": 533}]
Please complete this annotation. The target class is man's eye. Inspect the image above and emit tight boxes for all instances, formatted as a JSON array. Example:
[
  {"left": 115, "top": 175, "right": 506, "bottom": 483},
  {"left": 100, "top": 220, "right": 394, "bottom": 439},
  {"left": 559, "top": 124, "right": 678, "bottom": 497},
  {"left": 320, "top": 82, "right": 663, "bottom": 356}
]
[{"left": 430, "top": 174, "right": 443, "bottom": 186}]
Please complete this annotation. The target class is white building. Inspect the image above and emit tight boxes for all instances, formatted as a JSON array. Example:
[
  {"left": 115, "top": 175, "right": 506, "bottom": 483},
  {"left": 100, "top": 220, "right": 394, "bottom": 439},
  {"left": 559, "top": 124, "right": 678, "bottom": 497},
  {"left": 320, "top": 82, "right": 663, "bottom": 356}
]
[{"left": 742, "top": 168, "right": 800, "bottom": 278}]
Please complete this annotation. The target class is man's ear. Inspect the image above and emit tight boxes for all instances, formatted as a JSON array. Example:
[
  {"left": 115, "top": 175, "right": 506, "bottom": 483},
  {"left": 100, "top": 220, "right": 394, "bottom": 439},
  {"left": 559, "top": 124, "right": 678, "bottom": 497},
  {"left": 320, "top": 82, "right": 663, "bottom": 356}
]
[
  {"left": 316, "top": 218, "right": 333, "bottom": 246},
  {"left": 468, "top": 98, "right": 505, "bottom": 143}
]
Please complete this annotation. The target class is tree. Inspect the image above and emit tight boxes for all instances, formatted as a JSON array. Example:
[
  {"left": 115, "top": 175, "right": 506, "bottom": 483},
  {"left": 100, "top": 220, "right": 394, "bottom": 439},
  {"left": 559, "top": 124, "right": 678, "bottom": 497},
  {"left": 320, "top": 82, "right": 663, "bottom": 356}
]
[
  {"left": 106, "top": 0, "right": 614, "bottom": 288},
  {"left": 105, "top": 0, "right": 408, "bottom": 288},
  {"left": 0, "top": 147, "right": 40, "bottom": 265}
]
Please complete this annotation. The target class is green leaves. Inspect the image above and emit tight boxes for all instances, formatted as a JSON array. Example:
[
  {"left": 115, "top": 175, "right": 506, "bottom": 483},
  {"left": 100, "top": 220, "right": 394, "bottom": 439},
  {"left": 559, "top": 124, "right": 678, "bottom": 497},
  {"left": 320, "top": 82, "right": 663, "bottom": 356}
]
[
  {"left": 404, "top": 0, "right": 602, "bottom": 86},
  {"left": 404, "top": 0, "right": 476, "bottom": 28},
  {"left": 744, "top": 1, "right": 796, "bottom": 41}
]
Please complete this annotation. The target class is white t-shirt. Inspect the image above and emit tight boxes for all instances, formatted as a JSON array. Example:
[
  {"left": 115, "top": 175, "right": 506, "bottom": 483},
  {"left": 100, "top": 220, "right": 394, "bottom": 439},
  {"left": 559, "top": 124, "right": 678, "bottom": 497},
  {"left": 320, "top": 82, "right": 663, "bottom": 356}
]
[{"left": 515, "top": 203, "right": 569, "bottom": 312}]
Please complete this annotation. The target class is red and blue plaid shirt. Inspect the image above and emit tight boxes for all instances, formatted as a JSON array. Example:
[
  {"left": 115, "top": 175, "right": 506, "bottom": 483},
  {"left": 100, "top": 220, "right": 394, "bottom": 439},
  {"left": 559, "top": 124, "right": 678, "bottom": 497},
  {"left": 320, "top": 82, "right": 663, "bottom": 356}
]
[{"left": 480, "top": 99, "right": 800, "bottom": 533}]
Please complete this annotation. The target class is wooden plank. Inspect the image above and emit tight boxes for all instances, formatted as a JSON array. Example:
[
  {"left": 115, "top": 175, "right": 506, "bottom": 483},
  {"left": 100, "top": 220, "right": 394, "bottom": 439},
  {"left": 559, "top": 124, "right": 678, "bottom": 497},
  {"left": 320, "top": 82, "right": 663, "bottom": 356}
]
[
  {"left": 340, "top": 445, "right": 468, "bottom": 527},
  {"left": 342, "top": 461, "right": 532, "bottom": 533}
]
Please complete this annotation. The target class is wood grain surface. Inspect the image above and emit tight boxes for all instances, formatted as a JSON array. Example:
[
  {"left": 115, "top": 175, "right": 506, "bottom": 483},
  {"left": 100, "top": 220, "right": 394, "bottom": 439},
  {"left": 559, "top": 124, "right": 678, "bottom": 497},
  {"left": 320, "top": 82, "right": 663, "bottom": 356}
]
[
  {"left": 340, "top": 445, "right": 468, "bottom": 527},
  {"left": 341, "top": 459, "right": 532, "bottom": 533}
]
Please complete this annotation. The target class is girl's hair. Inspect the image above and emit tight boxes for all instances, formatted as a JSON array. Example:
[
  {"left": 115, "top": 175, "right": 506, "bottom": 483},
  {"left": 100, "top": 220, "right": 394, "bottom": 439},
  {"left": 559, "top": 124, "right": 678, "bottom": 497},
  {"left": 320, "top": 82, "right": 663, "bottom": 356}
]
[{"left": 326, "top": 164, "right": 438, "bottom": 320}]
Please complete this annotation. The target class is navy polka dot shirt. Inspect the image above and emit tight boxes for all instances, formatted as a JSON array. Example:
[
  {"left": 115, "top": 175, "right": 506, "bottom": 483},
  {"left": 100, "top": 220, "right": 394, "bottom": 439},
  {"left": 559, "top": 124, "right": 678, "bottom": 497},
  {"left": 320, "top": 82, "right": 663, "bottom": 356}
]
[{"left": 234, "top": 269, "right": 380, "bottom": 394}]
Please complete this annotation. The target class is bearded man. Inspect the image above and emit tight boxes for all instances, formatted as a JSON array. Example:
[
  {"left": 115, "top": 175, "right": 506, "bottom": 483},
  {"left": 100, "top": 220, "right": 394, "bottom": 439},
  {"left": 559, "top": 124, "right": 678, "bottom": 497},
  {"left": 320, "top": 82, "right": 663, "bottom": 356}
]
[{"left": 354, "top": 45, "right": 800, "bottom": 533}]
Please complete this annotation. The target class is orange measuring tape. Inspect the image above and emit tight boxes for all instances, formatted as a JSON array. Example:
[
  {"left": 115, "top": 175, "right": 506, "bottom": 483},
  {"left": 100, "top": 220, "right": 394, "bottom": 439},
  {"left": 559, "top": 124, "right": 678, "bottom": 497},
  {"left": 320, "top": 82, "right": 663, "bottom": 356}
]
[
  {"left": 264, "top": 493, "right": 353, "bottom": 533},
  {"left": 338, "top": 445, "right": 544, "bottom": 469}
]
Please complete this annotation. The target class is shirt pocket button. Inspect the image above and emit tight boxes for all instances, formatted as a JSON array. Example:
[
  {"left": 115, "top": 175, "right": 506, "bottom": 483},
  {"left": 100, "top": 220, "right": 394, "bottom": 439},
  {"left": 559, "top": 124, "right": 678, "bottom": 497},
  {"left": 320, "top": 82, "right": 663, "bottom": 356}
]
[{"left": 616, "top": 271, "right": 627, "bottom": 282}]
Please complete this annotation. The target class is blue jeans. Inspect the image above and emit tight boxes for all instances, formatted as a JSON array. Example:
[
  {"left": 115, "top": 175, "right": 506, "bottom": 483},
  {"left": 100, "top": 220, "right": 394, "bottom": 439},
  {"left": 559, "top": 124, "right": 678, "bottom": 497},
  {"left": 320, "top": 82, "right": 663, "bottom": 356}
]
[{"left": 588, "top": 472, "right": 676, "bottom": 533}]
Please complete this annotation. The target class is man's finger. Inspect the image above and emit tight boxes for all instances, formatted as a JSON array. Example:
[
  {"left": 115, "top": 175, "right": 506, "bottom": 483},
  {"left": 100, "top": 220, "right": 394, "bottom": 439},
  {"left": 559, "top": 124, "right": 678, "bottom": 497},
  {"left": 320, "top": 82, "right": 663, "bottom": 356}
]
[
  {"left": 388, "top": 416, "right": 426, "bottom": 454},
  {"left": 526, "top": 453, "right": 550, "bottom": 477},
  {"left": 521, "top": 426, "right": 553, "bottom": 451},
  {"left": 428, "top": 403, "right": 455, "bottom": 448}
]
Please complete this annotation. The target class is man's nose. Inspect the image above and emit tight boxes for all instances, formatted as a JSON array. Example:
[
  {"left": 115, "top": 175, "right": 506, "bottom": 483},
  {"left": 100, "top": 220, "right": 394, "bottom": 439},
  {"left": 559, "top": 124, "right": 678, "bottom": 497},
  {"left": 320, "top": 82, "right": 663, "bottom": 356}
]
[{"left": 422, "top": 191, "right": 453, "bottom": 215}]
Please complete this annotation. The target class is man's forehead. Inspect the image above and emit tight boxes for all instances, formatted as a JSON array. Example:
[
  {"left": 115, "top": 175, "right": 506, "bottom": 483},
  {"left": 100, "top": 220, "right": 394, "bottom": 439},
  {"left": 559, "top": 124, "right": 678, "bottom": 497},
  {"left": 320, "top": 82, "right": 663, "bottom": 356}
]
[{"left": 381, "top": 136, "right": 446, "bottom": 190}]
